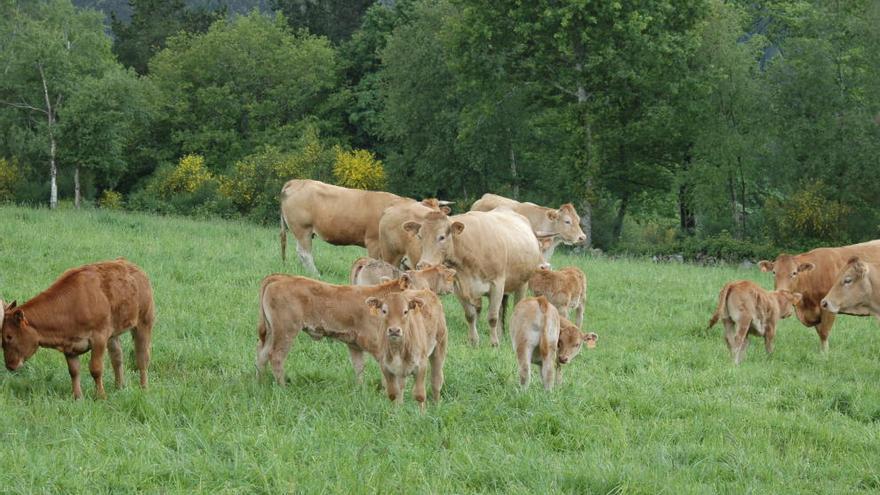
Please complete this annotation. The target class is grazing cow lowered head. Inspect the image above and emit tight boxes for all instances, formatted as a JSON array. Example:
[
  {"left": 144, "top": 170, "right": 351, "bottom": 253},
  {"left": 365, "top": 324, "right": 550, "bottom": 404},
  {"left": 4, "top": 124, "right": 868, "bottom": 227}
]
[
  {"left": 404, "top": 211, "right": 464, "bottom": 269},
  {"left": 1, "top": 300, "right": 40, "bottom": 371},
  {"left": 557, "top": 318, "right": 598, "bottom": 365},
  {"left": 821, "top": 257, "right": 877, "bottom": 315}
]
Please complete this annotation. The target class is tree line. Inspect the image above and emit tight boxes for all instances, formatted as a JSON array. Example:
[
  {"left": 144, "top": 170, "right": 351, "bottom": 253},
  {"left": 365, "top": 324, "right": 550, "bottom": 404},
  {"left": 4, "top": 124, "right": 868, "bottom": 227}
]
[{"left": 1, "top": 0, "right": 878, "bottom": 258}]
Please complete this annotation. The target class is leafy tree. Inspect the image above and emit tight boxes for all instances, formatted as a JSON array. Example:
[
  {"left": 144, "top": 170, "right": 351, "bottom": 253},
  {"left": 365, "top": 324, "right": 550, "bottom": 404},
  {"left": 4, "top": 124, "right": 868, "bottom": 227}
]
[
  {"left": 0, "top": 0, "right": 116, "bottom": 208},
  {"left": 271, "top": 0, "right": 374, "bottom": 44}
]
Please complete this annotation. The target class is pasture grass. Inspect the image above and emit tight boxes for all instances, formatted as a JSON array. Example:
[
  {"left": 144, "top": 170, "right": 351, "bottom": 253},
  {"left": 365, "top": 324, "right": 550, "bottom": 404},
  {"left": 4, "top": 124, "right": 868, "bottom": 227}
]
[{"left": 0, "top": 204, "right": 879, "bottom": 493}]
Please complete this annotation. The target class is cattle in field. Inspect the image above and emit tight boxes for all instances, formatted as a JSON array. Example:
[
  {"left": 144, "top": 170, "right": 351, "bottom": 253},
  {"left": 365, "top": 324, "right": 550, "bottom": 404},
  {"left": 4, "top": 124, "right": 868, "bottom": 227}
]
[
  {"left": 510, "top": 296, "right": 597, "bottom": 390},
  {"left": 759, "top": 240, "right": 880, "bottom": 351},
  {"left": 378, "top": 199, "right": 450, "bottom": 269},
  {"left": 707, "top": 280, "right": 802, "bottom": 364},
  {"left": 349, "top": 257, "right": 456, "bottom": 295},
  {"left": 256, "top": 274, "right": 413, "bottom": 385},
  {"left": 528, "top": 266, "right": 587, "bottom": 328},
  {"left": 279, "top": 179, "right": 446, "bottom": 275},
  {"left": 470, "top": 193, "right": 587, "bottom": 250},
  {"left": 821, "top": 257, "right": 880, "bottom": 317},
  {"left": 365, "top": 289, "right": 447, "bottom": 411},
  {"left": 405, "top": 209, "right": 542, "bottom": 346},
  {"left": 1, "top": 259, "right": 154, "bottom": 399}
]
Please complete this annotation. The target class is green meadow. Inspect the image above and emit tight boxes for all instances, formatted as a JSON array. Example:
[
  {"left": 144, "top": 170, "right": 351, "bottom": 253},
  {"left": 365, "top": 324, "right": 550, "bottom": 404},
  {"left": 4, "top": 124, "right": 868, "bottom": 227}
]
[{"left": 0, "top": 205, "right": 878, "bottom": 493}]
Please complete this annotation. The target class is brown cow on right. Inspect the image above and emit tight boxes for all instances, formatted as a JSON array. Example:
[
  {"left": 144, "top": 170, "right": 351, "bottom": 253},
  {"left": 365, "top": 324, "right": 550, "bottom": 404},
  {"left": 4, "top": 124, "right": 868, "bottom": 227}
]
[
  {"left": 528, "top": 265, "right": 587, "bottom": 328},
  {"left": 707, "top": 280, "right": 802, "bottom": 364},
  {"left": 821, "top": 257, "right": 880, "bottom": 318},
  {"left": 759, "top": 240, "right": 880, "bottom": 351}
]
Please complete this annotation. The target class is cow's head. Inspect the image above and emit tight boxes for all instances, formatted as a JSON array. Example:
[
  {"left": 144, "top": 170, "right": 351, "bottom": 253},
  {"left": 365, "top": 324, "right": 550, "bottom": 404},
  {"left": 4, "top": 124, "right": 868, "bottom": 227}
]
[
  {"left": 404, "top": 211, "right": 463, "bottom": 269},
  {"left": 366, "top": 293, "right": 424, "bottom": 344},
  {"left": 1, "top": 301, "right": 39, "bottom": 371},
  {"left": 821, "top": 257, "right": 870, "bottom": 314},
  {"left": 758, "top": 254, "right": 815, "bottom": 291},
  {"left": 407, "top": 264, "right": 456, "bottom": 296},
  {"left": 774, "top": 290, "right": 803, "bottom": 319},
  {"left": 557, "top": 319, "right": 597, "bottom": 365},
  {"left": 542, "top": 204, "right": 586, "bottom": 245}
]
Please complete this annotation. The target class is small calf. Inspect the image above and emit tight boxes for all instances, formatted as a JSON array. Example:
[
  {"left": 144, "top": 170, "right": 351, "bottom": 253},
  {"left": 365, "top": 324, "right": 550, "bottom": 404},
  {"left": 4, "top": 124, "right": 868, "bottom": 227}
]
[
  {"left": 707, "top": 280, "right": 802, "bottom": 364},
  {"left": 510, "top": 296, "right": 597, "bottom": 390},
  {"left": 350, "top": 257, "right": 456, "bottom": 295},
  {"left": 528, "top": 266, "right": 587, "bottom": 328},
  {"left": 366, "top": 289, "right": 448, "bottom": 412}
]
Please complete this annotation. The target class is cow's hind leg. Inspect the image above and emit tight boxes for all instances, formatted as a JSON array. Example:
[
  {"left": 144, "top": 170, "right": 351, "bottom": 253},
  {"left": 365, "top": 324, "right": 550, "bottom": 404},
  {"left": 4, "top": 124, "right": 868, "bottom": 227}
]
[
  {"left": 541, "top": 354, "right": 556, "bottom": 391},
  {"left": 132, "top": 322, "right": 153, "bottom": 389},
  {"left": 486, "top": 282, "right": 505, "bottom": 347},
  {"left": 516, "top": 344, "right": 532, "bottom": 389},
  {"left": 108, "top": 335, "right": 124, "bottom": 389},
  {"left": 733, "top": 318, "right": 751, "bottom": 365},
  {"left": 429, "top": 341, "right": 446, "bottom": 403},
  {"left": 292, "top": 227, "right": 319, "bottom": 276},
  {"left": 269, "top": 328, "right": 296, "bottom": 386},
  {"left": 66, "top": 354, "right": 83, "bottom": 400}
]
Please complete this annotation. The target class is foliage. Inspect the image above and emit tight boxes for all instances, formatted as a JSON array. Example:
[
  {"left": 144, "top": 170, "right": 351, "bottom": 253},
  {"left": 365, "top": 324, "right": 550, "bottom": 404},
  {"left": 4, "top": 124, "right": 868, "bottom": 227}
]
[
  {"left": 163, "top": 154, "right": 214, "bottom": 196},
  {"left": 0, "top": 157, "right": 22, "bottom": 202},
  {"left": 764, "top": 181, "right": 852, "bottom": 247},
  {"left": 98, "top": 189, "right": 124, "bottom": 209},
  {"left": 331, "top": 146, "right": 385, "bottom": 190}
]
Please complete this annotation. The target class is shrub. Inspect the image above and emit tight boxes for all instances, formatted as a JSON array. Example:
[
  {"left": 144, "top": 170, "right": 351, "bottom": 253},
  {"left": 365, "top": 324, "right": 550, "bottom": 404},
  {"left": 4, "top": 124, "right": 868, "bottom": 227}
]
[
  {"left": 0, "top": 157, "right": 22, "bottom": 202},
  {"left": 332, "top": 146, "right": 385, "bottom": 190},
  {"left": 162, "top": 154, "right": 214, "bottom": 197},
  {"left": 98, "top": 190, "right": 124, "bottom": 209},
  {"left": 219, "top": 146, "right": 309, "bottom": 223},
  {"left": 764, "top": 181, "right": 851, "bottom": 247}
]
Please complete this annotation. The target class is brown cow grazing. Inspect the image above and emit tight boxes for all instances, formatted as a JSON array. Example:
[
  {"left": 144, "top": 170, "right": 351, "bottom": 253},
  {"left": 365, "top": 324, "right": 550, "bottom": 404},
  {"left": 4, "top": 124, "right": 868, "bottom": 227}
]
[
  {"left": 365, "top": 290, "right": 447, "bottom": 411},
  {"left": 707, "top": 280, "right": 802, "bottom": 364},
  {"left": 279, "top": 179, "right": 446, "bottom": 275},
  {"left": 759, "top": 240, "right": 880, "bottom": 351},
  {"left": 405, "top": 209, "right": 543, "bottom": 346},
  {"left": 349, "top": 257, "right": 456, "bottom": 295},
  {"left": 256, "top": 274, "right": 413, "bottom": 385},
  {"left": 378, "top": 199, "right": 451, "bottom": 269},
  {"left": 821, "top": 257, "right": 880, "bottom": 317},
  {"left": 528, "top": 265, "right": 587, "bottom": 328},
  {"left": 1, "top": 259, "right": 154, "bottom": 399},
  {"left": 470, "top": 193, "right": 587, "bottom": 247},
  {"left": 510, "top": 297, "right": 597, "bottom": 390}
]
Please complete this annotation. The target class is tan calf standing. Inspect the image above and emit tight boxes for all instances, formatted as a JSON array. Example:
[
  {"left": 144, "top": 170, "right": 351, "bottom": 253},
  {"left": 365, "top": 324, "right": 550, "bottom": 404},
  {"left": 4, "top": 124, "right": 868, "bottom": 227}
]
[
  {"left": 707, "top": 280, "right": 802, "bottom": 364},
  {"left": 555, "top": 317, "right": 598, "bottom": 385},
  {"left": 350, "top": 257, "right": 456, "bottom": 295},
  {"left": 365, "top": 290, "right": 447, "bottom": 411},
  {"left": 1, "top": 259, "right": 154, "bottom": 399},
  {"left": 528, "top": 266, "right": 587, "bottom": 328}
]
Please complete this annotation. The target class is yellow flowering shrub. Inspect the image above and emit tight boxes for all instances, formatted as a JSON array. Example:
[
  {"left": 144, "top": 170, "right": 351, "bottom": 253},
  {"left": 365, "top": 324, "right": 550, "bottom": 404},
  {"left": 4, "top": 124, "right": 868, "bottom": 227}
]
[
  {"left": 332, "top": 146, "right": 385, "bottom": 190},
  {"left": 98, "top": 190, "right": 124, "bottom": 209},
  {"left": 162, "top": 154, "right": 213, "bottom": 196},
  {"left": 766, "top": 181, "right": 850, "bottom": 244},
  {"left": 0, "top": 157, "right": 21, "bottom": 202}
]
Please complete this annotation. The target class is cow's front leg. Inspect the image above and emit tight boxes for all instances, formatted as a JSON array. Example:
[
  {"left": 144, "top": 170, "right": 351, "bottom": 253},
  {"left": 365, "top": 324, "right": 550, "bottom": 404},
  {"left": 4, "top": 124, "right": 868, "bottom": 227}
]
[
  {"left": 347, "top": 345, "right": 366, "bottom": 384},
  {"left": 89, "top": 340, "right": 107, "bottom": 399},
  {"left": 457, "top": 294, "right": 480, "bottom": 346},
  {"left": 412, "top": 365, "right": 428, "bottom": 413},
  {"left": 815, "top": 310, "right": 836, "bottom": 353},
  {"left": 382, "top": 368, "right": 400, "bottom": 404},
  {"left": 66, "top": 354, "right": 83, "bottom": 400},
  {"left": 486, "top": 281, "right": 506, "bottom": 347}
]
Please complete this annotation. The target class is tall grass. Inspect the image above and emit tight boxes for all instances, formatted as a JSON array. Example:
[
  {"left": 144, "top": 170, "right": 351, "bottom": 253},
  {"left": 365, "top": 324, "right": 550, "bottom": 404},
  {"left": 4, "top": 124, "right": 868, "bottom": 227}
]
[{"left": 0, "top": 205, "right": 878, "bottom": 493}]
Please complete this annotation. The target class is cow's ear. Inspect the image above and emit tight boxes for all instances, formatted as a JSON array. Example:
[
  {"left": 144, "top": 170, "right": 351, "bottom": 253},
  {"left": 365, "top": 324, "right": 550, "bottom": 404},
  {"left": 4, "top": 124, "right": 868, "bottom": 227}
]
[
  {"left": 584, "top": 332, "right": 598, "bottom": 348},
  {"left": 365, "top": 297, "right": 383, "bottom": 315},
  {"left": 408, "top": 297, "right": 424, "bottom": 311},
  {"left": 398, "top": 273, "right": 412, "bottom": 290},
  {"left": 445, "top": 268, "right": 456, "bottom": 278},
  {"left": 379, "top": 276, "right": 392, "bottom": 284},
  {"left": 11, "top": 309, "right": 26, "bottom": 325},
  {"left": 758, "top": 261, "right": 774, "bottom": 272},
  {"left": 546, "top": 209, "right": 559, "bottom": 221},
  {"left": 440, "top": 206, "right": 451, "bottom": 215},
  {"left": 790, "top": 292, "right": 803, "bottom": 306},
  {"left": 402, "top": 221, "right": 421, "bottom": 236},
  {"left": 451, "top": 221, "right": 465, "bottom": 235},
  {"left": 797, "top": 262, "right": 815, "bottom": 273},
  {"left": 851, "top": 259, "right": 868, "bottom": 278},
  {"left": 7, "top": 300, "right": 17, "bottom": 310}
]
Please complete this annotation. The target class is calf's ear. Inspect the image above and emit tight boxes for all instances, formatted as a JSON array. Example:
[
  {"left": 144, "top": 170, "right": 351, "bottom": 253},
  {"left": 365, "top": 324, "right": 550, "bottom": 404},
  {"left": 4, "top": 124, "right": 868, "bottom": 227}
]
[
  {"left": 402, "top": 221, "right": 421, "bottom": 236},
  {"left": 398, "top": 273, "right": 412, "bottom": 290},
  {"left": 451, "top": 221, "right": 465, "bottom": 235},
  {"left": 365, "top": 297, "right": 383, "bottom": 315},
  {"left": 758, "top": 261, "right": 774, "bottom": 272},
  {"left": 546, "top": 209, "right": 559, "bottom": 220},
  {"left": 797, "top": 262, "right": 815, "bottom": 273},
  {"left": 408, "top": 297, "right": 425, "bottom": 311},
  {"left": 440, "top": 206, "right": 451, "bottom": 215},
  {"left": 584, "top": 332, "right": 598, "bottom": 348},
  {"left": 6, "top": 300, "right": 16, "bottom": 310}
]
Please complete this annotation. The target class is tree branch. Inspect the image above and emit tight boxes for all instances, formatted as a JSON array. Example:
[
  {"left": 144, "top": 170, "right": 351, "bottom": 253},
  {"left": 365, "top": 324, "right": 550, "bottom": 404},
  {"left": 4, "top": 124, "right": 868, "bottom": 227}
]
[{"left": 0, "top": 99, "right": 48, "bottom": 115}]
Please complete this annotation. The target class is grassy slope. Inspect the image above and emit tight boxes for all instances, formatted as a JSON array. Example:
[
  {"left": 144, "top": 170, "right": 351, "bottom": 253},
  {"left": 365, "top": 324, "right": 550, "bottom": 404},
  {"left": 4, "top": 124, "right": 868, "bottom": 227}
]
[{"left": 0, "top": 205, "right": 878, "bottom": 493}]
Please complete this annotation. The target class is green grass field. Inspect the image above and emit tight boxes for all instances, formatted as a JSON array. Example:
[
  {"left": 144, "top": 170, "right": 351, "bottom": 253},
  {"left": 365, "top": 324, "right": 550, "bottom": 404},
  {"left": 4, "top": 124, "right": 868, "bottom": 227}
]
[{"left": 0, "top": 205, "right": 879, "bottom": 493}]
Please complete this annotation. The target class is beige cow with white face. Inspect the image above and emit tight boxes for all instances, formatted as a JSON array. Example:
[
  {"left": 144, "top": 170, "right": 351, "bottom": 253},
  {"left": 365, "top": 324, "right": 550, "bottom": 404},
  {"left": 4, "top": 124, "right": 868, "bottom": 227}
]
[
  {"left": 378, "top": 199, "right": 450, "bottom": 269},
  {"left": 821, "top": 257, "right": 880, "bottom": 318},
  {"left": 470, "top": 194, "right": 587, "bottom": 258},
  {"left": 404, "top": 209, "right": 542, "bottom": 346}
]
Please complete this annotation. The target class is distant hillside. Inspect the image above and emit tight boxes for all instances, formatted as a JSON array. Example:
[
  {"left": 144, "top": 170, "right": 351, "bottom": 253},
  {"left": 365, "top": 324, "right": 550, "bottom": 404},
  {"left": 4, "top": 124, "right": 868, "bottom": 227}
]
[{"left": 73, "top": 0, "right": 272, "bottom": 24}]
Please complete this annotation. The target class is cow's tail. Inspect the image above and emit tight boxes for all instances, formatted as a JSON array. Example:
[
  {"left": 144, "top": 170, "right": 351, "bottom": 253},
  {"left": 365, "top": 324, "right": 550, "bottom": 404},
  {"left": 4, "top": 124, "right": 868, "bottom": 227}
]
[
  {"left": 349, "top": 257, "right": 370, "bottom": 285},
  {"left": 707, "top": 284, "right": 732, "bottom": 329},
  {"left": 280, "top": 209, "right": 288, "bottom": 263}
]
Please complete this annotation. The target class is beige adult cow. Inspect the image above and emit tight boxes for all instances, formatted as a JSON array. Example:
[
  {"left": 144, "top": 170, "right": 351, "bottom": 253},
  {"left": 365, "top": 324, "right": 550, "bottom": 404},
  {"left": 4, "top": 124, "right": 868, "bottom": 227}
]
[
  {"left": 759, "top": 240, "right": 880, "bottom": 351},
  {"left": 470, "top": 193, "right": 587, "bottom": 260},
  {"left": 821, "top": 257, "right": 880, "bottom": 318},
  {"left": 378, "top": 199, "right": 450, "bottom": 269},
  {"left": 279, "top": 179, "right": 445, "bottom": 275},
  {"left": 404, "top": 209, "right": 542, "bottom": 346}
]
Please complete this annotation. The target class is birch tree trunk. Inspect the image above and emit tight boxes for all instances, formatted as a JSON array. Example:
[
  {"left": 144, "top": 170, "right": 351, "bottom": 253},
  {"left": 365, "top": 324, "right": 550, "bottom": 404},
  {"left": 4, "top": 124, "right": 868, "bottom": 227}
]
[
  {"left": 576, "top": 78, "right": 593, "bottom": 248},
  {"left": 74, "top": 165, "right": 81, "bottom": 209},
  {"left": 39, "top": 63, "right": 58, "bottom": 209},
  {"left": 508, "top": 127, "right": 519, "bottom": 199}
]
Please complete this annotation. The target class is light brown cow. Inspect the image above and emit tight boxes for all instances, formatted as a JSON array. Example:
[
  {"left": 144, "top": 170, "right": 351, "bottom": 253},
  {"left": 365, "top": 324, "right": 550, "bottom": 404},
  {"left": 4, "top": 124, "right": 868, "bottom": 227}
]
[
  {"left": 470, "top": 193, "right": 587, "bottom": 248},
  {"left": 378, "top": 199, "right": 450, "bottom": 269},
  {"left": 510, "top": 297, "right": 597, "bottom": 390},
  {"left": 405, "top": 209, "right": 543, "bottom": 346},
  {"left": 707, "top": 280, "right": 802, "bottom": 364},
  {"left": 759, "top": 240, "right": 880, "bottom": 351},
  {"left": 821, "top": 257, "right": 880, "bottom": 317},
  {"left": 279, "top": 179, "right": 419, "bottom": 274},
  {"left": 528, "top": 265, "right": 587, "bottom": 328},
  {"left": 256, "top": 274, "right": 413, "bottom": 385},
  {"left": 365, "top": 289, "right": 447, "bottom": 411},
  {"left": 1, "top": 259, "right": 154, "bottom": 399},
  {"left": 349, "top": 257, "right": 456, "bottom": 295}
]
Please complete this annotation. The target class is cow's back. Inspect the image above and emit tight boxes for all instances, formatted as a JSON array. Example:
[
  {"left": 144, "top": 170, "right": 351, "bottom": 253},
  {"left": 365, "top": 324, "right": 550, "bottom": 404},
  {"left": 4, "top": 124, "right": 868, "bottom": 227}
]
[
  {"left": 455, "top": 210, "right": 542, "bottom": 291},
  {"left": 471, "top": 194, "right": 550, "bottom": 234}
]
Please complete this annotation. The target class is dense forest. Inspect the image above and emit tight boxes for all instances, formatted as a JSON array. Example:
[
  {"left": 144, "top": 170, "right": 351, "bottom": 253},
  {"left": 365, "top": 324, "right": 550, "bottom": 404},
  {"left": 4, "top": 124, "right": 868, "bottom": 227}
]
[{"left": 1, "top": 0, "right": 878, "bottom": 258}]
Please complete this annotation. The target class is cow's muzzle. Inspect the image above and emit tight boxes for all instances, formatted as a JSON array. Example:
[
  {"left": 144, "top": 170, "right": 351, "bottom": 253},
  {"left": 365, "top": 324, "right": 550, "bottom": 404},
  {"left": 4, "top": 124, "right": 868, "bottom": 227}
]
[
  {"left": 387, "top": 327, "right": 402, "bottom": 339},
  {"left": 820, "top": 298, "right": 839, "bottom": 313}
]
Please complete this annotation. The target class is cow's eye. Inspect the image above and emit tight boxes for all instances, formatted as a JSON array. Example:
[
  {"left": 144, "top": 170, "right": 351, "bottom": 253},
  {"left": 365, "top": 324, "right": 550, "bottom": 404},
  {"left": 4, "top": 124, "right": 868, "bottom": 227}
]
[
  {"left": 438, "top": 235, "right": 446, "bottom": 242},
  {"left": 564, "top": 219, "right": 572, "bottom": 225},
  {"left": 844, "top": 277, "right": 853, "bottom": 285},
  {"left": 791, "top": 272, "right": 798, "bottom": 277},
  {"left": 4, "top": 334, "right": 11, "bottom": 342},
  {"left": 381, "top": 308, "right": 387, "bottom": 315},
  {"left": 403, "top": 310, "right": 409, "bottom": 316}
]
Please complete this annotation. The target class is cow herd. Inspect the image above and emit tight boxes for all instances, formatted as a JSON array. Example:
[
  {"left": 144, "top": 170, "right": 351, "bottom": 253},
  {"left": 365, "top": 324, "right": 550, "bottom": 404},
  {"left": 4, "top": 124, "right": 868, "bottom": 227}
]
[{"left": 2, "top": 179, "right": 880, "bottom": 406}]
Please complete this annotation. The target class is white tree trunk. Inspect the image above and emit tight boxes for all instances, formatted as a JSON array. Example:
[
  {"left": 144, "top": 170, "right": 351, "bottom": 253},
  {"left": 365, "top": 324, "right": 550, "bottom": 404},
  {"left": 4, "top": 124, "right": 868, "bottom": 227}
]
[
  {"left": 576, "top": 79, "right": 593, "bottom": 247},
  {"left": 508, "top": 128, "right": 518, "bottom": 199},
  {"left": 39, "top": 64, "right": 58, "bottom": 209},
  {"left": 74, "top": 165, "right": 80, "bottom": 209}
]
